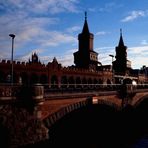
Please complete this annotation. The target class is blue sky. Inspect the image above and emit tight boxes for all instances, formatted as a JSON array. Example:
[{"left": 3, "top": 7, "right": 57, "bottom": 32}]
[{"left": 0, "top": 0, "right": 148, "bottom": 69}]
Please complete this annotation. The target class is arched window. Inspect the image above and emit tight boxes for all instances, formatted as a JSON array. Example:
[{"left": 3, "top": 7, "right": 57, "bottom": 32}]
[
  {"left": 30, "top": 74, "right": 38, "bottom": 84},
  {"left": 40, "top": 75, "right": 48, "bottom": 84},
  {"left": 51, "top": 75, "right": 58, "bottom": 88},
  {"left": 21, "top": 72, "right": 28, "bottom": 85},
  {"left": 76, "top": 77, "right": 81, "bottom": 88},
  {"left": 68, "top": 76, "right": 75, "bottom": 88},
  {"left": 61, "top": 76, "right": 68, "bottom": 88}
]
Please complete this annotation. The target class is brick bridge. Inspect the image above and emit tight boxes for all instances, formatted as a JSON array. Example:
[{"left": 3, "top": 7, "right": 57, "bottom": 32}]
[
  {"left": 41, "top": 87, "right": 148, "bottom": 127},
  {"left": 0, "top": 84, "right": 148, "bottom": 147}
]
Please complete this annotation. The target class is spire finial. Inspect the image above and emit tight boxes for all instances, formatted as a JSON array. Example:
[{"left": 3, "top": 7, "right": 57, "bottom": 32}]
[
  {"left": 85, "top": 11, "right": 87, "bottom": 20},
  {"left": 120, "top": 28, "right": 122, "bottom": 36}
]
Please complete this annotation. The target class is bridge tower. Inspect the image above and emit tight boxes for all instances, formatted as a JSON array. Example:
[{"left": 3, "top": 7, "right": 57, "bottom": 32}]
[
  {"left": 113, "top": 29, "right": 128, "bottom": 76},
  {"left": 113, "top": 29, "right": 132, "bottom": 84},
  {"left": 73, "top": 12, "right": 101, "bottom": 70}
]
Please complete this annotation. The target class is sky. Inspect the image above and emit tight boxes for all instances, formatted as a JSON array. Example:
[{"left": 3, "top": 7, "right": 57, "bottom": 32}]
[{"left": 0, "top": 0, "right": 148, "bottom": 69}]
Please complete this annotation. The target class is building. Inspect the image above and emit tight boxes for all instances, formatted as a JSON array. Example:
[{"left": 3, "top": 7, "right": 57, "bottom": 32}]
[
  {"left": 113, "top": 29, "right": 131, "bottom": 76},
  {"left": 0, "top": 14, "right": 147, "bottom": 88},
  {"left": 74, "top": 13, "right": 101, "bottom": 70}
]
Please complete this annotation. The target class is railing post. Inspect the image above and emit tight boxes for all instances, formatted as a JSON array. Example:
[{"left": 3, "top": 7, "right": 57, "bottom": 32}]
[{"left": 31, "top": 84, "right": 44, "bottom": 119}]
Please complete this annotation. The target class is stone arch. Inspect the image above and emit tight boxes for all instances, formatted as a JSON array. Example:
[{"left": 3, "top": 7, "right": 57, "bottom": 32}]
[
  {"left": 21, "top": 72, "right": 29, "bottom": 85},
  {"left": 40, "top": 74, "right": 48, "bottom": 84},
  {"left": 123, "top": 78, "right": 132, "bottom": 84},
  {"left": 93, "top": 78, "right": 98, "bottom": 89},
  {"left": 43, "top": 99, "right": 119, "bottom": 148},
  {"left": 107, "top": 79, "right": 111, "bottom": 84},
  {"left": 88, "top": 78, "right": 92, "bottom": 89},
  {"left": 96, "top": 100, "right": 120, "bottom": 110},
  {"left": 68, "top": 76, "right": 75, "bottom": 89},
  {"left": 98, "top": 79, "right": 103, "bottom": 84},
  {"left": 61, "top": 76, "right": 68, "bottom": 88},
  {"left": 51, "top": 75, "right": 58, "bottom": 88},
  {"left": 107, "top": 79, "right": 112, "bottom": 90},
  {"left": 134, "top": 94, "right": 148, "bottom": 107},
  {"left": 76, "top": 77, "right": 81, "bottom": 88},
  {"left": 98, "top": 79, "right": 103, "bottom": 89},
  {"left": 13, "top": 72, "right": 18, "bottom": 84},
  {"left": 6, "top": 72, "right": 11, "bottom": 83},
  {"left": 30, "top": 73, "right": 39, "bottom": 84},
  {"left": 82, "top": 77, "right": 87, "bottom": 89},
  {"left": 133, "top": 94, "right": 148, "bottom": 107},
  {"left": 0, "top": 70, "right": 5, "bottom": 83}
]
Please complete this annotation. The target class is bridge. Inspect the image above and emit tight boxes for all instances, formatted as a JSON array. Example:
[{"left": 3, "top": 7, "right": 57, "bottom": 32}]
[{"left": 0, "top": 84, "right": 148, "bottom": 147}]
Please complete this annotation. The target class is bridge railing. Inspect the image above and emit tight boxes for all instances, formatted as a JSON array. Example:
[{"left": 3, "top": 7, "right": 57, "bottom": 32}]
[
  {"left": 0, "top": 83, "right": 147, "bottom": 101},
  {"left": 0, "top": 83, "right": 44, "bottom": 104},
  {"left": 44, "top": 84, "right": 122, "bottom": 93}
]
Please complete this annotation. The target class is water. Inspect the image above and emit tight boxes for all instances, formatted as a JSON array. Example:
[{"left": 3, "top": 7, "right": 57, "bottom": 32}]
[{"left": 133, "top": 136, "right": 148, "bottom": 148}]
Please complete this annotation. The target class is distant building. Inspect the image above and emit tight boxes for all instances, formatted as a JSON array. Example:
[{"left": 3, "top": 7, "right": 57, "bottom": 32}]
[{"left": 0, "top": 13, "right": 147, "bottom": 87}]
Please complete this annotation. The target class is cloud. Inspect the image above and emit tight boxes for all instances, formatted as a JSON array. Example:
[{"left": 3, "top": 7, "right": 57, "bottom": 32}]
[
  {"left": 17, "top": 49, "right": 45, "bottom": 62},
  {"left": 40, "top": 31, "right": 77, "bottom": 47},
  {"left": 95, "top": 46, "right": 115, "bottom": 65},
  {"left": 88, "top": 8, "right": 96, "bottom": 12},
  {"left": 35, "top": 48, "right": 77, "bottom": 66},
  {"left": 121, "top": 10, "right": 146, "bottom": 22},
  {"left": 95, "top": 46, "right": 148, "bottom": 69},
  {"left": 99, "top": 2, "right": 122, "bottom": 12},
  {"left": 141, "top": 40, "right": 148, "bottom": 45},
  {"left": 0, "top": 0, "right": 79, "bottom": 14},
  {"left": 127, "top": 46, "right": 148, "bottom": 68},
  {"left": 95, "top": 31, "right": 110, "bottom": 36},
  {"left": 66, "top": 26, "right": 81, "bottom": 33},
  {"left": 0, "top": 0, "right": 80, "bottom": 61},
  {"left": 57, "top": 48, "right": 77, "bottom": 66},
  {"left": 128, "top": 45, "right": 148, "bottom": 55}
]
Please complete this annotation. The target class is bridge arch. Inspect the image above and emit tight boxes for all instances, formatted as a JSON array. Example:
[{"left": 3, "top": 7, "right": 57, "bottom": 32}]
[
  {"left": 133, "top": 94, "right": 148, "bottom": 107},
  {"left": 43, "top": 100, "right": 121, "bottom": 148}
]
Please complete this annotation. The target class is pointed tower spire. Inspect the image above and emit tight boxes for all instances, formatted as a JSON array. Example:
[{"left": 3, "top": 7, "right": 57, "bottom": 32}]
[
  {"left": 118, "top": 28, "right": 124, "bottom": 46},
  {"left": 85, "top": 11, "right": 87, "bottom": 20},
  {"left": 82, "top": 11, "right": 89, "bottom": 33}
]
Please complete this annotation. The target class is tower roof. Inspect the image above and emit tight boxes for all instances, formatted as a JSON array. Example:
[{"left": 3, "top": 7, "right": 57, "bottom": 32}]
[
  {"left": 118, "top": 29, "right": 125, "bottom": 46},
  {"left": 82, "top": 12, "right": 90, "bottom": 33}
]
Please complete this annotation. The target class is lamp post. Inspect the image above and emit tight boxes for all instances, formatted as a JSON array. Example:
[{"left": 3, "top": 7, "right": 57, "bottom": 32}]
[
  {"left": 9, "top": 34, "right": 15, "bottom": 85},
  {"left": 109, "top": 54, "right": 114, "bottom": 83}
]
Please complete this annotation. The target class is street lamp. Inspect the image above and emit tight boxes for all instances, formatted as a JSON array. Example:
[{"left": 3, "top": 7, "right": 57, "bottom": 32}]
[
  {"left": 9, "top": 34, "right": 15, "bottom": 85},
  {"left": 109, "top": 54, "right": 114, "bottom": 83}
]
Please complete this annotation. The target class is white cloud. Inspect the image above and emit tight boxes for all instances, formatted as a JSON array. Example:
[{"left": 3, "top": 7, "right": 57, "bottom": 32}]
[
  {"left": 121, "top": 10, "right": 146, "bottom": 22},
  {"left": 96, "top": 46, "right": 115, "bottom": 65},
  {"left": 95, "top": 31, "right": 110, "bottom": 36},
  {"left": 36, "top": 48, "right": 77, "bottom": 66},
  {"left": 58, "top": 48, "right": 77, "bottom": 66},
  {"left": 88, "top": 8, "right": 96, "bottom": 12},
  {"left": 40, "top": 31, "right": 77, "bottom": 47},
  {"left": 66, "top": 26, "right": 81, "bottom": 33},
  {"left": 0, "top": 0, "right": 80, "bottom": 61},
  {"left": 99, "top": 2, "right": 122, "bottom": 12},
  {"left": 141, "top": 40, "right": 148, "bottom": 45},
  {"left": 17, "top": 49, "right": 44, "bottom": 62},
  {"left": 95, "top": 46, "right": 148, "bottom": 69},
  {"left": 127, "top": 46, "right": 148, "bottom": 68},
  {"left": 128, "top": 46, "right": 148, "bottom": 54},
  {"left": 2, "top": 0, "right": 79, "bottom": 14}
]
